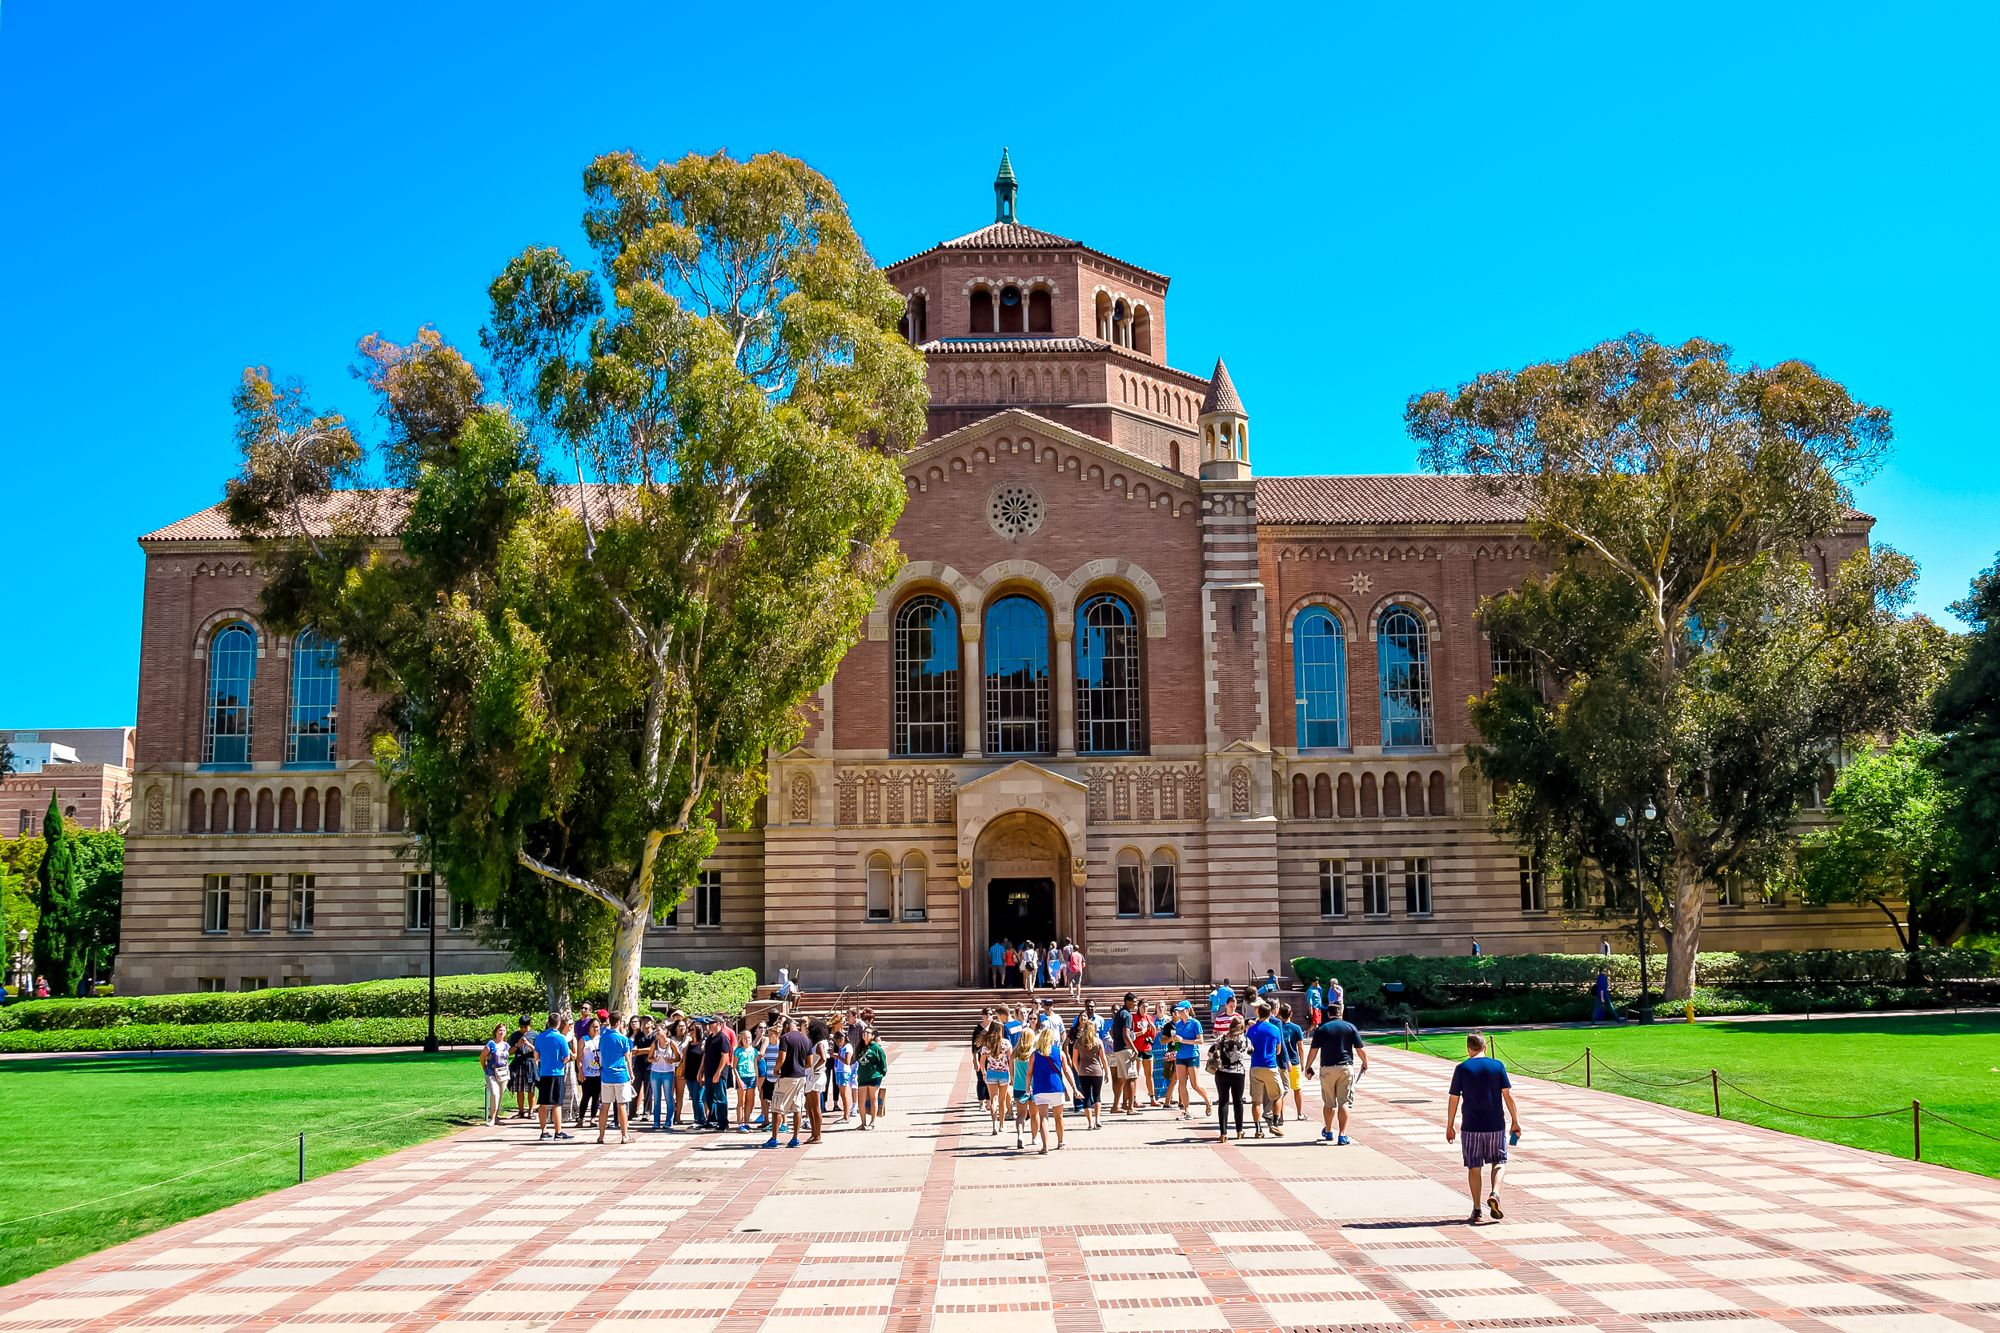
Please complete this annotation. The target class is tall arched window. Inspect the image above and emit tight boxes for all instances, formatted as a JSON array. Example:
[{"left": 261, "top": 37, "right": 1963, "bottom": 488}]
[
  {"left": 899, "top": 852, "right": 928, "bottom": 922},
  {"left": 203, "top": 623, "right": 256, "bottom": 766},
  {"left": 286, "top": 630, "right": 338, "bottom": 765},
  {"left": 998, "top": 284, "right": 1025, "bottom": 333},
  {"left": 984, "top": 595, "right": 1051, "bottom": 755},
  {"left": 1075, "top": 593, "right": 1142, "bottom": 754},
  {"left": 865, "top": 852, "right": 894, "bottom": 923},
  {"left": 1131, "top": 305, "right": 1153, "bottom": 357},
  {"left": 969, "top": 288, "right": 994, "bottom": 334},
  {"left": 1377, "top": 605, "right": 1434, "bottom": 747},
  {"left": 893, "top": 595, "right": 960, "bottom": 757},
  {"left": 1293, "top": 608, "right": 1348, "bottom": 749},
  {"left": 1027, "top": 288, "right": 1052, "bottom": 333},
  {"left": 904, "top": 293, "right": 927, "bottom": 344}
]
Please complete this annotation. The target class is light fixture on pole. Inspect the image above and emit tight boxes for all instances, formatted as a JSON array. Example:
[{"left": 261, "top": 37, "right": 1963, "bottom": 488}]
[{"left": 1613, "top": 801, "right": 1658, "bottom": 1022}]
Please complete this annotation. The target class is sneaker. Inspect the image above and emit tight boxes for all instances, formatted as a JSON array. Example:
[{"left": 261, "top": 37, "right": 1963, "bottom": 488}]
[
  {"left": 538, "top": 1131, "right": 551, "bottom": 1141},
  {"left": 1337, "top": 1135, "right": 1352, "bottom": 1146},
  {"left": 1487, "top": 1193, "right": 1504, "bottom": 1220},
  {"left": 787, "top": 1136, "right": 801, "bottom": 1148},
  {"left": 1467, "top": 1209, "right": 1485, "bottom": 1226},
  {"left": 762, "top": 1138, "right": 779, "bottom": 1149},
  {"left": 554, "top": 1131, "right": 573, "bottom": 1140},
  {"left": 1321, "top": 1129, "right": 1335, "bottom": 1141}
]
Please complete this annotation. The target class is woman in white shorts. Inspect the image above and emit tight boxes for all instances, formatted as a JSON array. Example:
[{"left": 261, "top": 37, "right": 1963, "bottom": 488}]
[{"left": 1026, "top": 1025, "right": 1077, "bottom": 1154}]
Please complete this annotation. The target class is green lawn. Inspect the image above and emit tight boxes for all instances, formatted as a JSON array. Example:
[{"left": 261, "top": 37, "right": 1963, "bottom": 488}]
[
  {"left": 0, "top": 1051, "right": 481, "bottom": 1288},
  {"left": 1401, "top": 1013, "right": 2000, "bottom": 1178}
]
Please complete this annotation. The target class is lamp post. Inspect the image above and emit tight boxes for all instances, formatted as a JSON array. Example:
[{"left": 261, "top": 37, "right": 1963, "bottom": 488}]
[
  {"left": 423, "top": 877, "right": 439, "bottom": 1053},
  {"left": 1614, "top": 802, "right": 1658, "bottom": 1022}
]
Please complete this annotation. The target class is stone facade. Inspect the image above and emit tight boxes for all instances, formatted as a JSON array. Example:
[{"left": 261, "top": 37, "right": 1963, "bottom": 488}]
[{"left": 113, "top": 161, "right": 1896, "bottom": 994}]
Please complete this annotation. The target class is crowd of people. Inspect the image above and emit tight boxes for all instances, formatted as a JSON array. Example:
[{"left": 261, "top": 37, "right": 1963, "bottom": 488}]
[
  {"left": 966, "top": 974, "right": 1523, "bottom": 1225},
  {"left": 478, "top": 1001, "right": 889, "bottom": 1149}
]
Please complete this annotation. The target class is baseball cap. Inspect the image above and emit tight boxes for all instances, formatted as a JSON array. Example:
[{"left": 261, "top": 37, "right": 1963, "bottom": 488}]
[{"left": 1173, "top": 1000, "right": 1191, "bottom": 1011}]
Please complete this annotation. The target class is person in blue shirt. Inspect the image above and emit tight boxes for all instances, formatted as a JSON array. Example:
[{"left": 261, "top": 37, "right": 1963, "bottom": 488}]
[
  {"left": 1245, "top": 1000, "right": 1289, "bottom": 1137},
  {"left": 1256, "top": 968, "right": 1280, "bottom": 998},
  {"left": 1169, "top": 1001, "right": 1210, "bottom": 1118},
  {"left": 1278, "top": 1003, "right": 1307, "bottom": 1122},
  {"left": 596, "top": 1012, "right": 635, "bottom": 1144},
  {"left": 1208, "top": 978, "right": 1235, "bottom": 1019},
  {"left": 989, "top": 939, "right": 1008, "bottom": 988},
  {"left": 532, "top": 1013, "right": 576, "bottom": 1141},
  {"left": 1027, "top": 1025, "right": 1077, "bottom": 1154},
  {"left": 1304, "top": 980, "right": 1324, "bottom": 1026},
  {"left": 1447, "top": 1033, "right": 1522, "bottom": 1225}
]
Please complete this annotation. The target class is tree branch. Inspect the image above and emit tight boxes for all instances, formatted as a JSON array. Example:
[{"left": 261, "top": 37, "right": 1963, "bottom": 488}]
[{"left": 515, "top": 849, "right": 630, "bottom": 915}]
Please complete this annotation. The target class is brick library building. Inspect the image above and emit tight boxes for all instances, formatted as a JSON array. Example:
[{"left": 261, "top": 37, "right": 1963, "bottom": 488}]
[{"left": 114, "top": 158, "right": 1894, "bottom": 995}]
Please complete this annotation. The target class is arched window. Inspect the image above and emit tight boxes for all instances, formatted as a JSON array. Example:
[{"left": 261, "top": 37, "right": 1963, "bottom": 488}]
[
  {"left": 900, "top": 852, "right": 928, "bottom": 922},
  {"left": 1111, "top": 298, "right": 1129, "bottom": 347},
  {"left": 211, "top": 788, "right": 229, "bottom": 833},
  {"left": 187, "top": 788, "right": 207, "bottom": 834},
  {"left": 1313, "top": 773, "right": 1332, "bottom": 819},
  {"left": 969, "top": 288, "right": 994, "bottom": 334},
  {"left": 1290, "top": 774, "right": 1310, "bottom": 819},
  {"left": 1405, "top": 772, "right": 1425, "bottom": 816},
  {"left": 998, "top": 284, "right": 1025, "bottom": 333},
  {"left": 1337, "top": 773, "right": 1355, "bottom": 818},
  {"left": 278, "top": 788, "right": 297, "bottom": 832},
  {"left": 1151, "top": 848, "right": 1179, "bottom": 916},
  {"left": 866, "top": 852, "right": 894, "bottom": 923},
  {"left": 1116, "top": 848, "right": 1144, "bottom": 916},
  {"left": 203, "top": 623, "right": 256, "bottom": 766},
  {"left": 286, "top": 631, "right": 338, "bottom": 765},
  {"left": 1132, "top": 305, "right": 1153, "bottom": 357},
  {"left": 1377, "top": 605, "right": 1434, "bottom": 747},
  {"left": 1292, "top": 608, "right": 1348, "bottom": 749},
  {"left": 1428, "top": 771, "right": 1447, "bottom": 816},
  {"left": 234, "top": 788, "right": 253, "bottom": 833},
  {"left": 1359, "top": 772, "right": 1379, "bottom": 818},
  {"left": 301, "top": 787, "right": 320, "bottom": 832},
  {"left": 1027, "top": 288, "right": 1052, "bottom": 333},
  {"left": 255, "top": 788, "right": 275, "bottom": 832},
  {"left": 905, "top": 293, "right": 928, "bottom": 344},
  {"left": 984, "top": 595, "right": 1051, "bottom": 755},
  {"left": 893, "top": 595, "right": 960, "bottom": 757},
  {"left": 1075, "top": 593, "right": 1142, "bottom": 754},
  {"left": 1382, "top": 772, "right": 1403, "bottom": 818},
  {"left": 324, "top": 787, "right": 343, "bottom": 833},
  {"left": 1095, "top": 292, "right": 1114, "bottom": 340}
]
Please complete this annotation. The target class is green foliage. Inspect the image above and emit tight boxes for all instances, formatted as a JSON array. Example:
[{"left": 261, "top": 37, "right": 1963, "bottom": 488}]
[
  {"left": 1409, "top": 333, "right": 1949, "bottom": 999},
  {"left": 1934, "top": 557, "right": 2000, "bottom": 912},
  {"left": 33, "top": 795, "right": 81, "bottom": 993},
  {"left": 1798, "top": 734, "right": 1974, "bottom": 952},
  {"left": 0, "top": 966, "right": 755, "bottom": 1035},
  {"left": 0, "top": 1016, "right": 515, "bottom": 1054},
  {"left": 477, "top": 871, "right": 616, "bottom": 1002},
  {"left": 227, "top": 151, "right": 926, "bottom": 1014}
]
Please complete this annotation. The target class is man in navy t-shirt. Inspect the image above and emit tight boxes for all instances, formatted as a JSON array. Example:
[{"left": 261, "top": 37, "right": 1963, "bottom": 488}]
[{"left": 1446, "top": 1033, "right": 1521, "bottom": 1225}]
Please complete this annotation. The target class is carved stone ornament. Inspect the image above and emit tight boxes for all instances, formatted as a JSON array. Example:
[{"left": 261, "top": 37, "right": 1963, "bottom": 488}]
[
  {"left": 1070, "top": 855, "right": 1087, "bottom": 884},
  {"left": 956, "top": 858, "right": 973, "bottom": 889}
]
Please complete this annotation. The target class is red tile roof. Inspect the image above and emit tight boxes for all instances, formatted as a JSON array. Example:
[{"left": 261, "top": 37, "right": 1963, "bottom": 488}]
[
  {"left": 885, "top": 222, "right": 1168, "bottom": 283},
  {"left": 139, "top": 485, "right": 638, "bottom": 543},
  {"left": 1255, "top": 475, "right": 1531, "bottom": 525}
]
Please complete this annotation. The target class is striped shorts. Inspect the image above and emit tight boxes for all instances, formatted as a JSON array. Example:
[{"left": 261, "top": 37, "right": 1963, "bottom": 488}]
[{"left": 1459, "top": 1129, "right": 1509, "bottom": 1168}]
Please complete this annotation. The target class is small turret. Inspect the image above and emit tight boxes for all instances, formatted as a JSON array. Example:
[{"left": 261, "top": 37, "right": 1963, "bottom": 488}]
[
  {"left": 994, "top": 147, "right": 1018, "bottom": 224},
  {"left": 1199, "top": 358, "right": 1250, "bottom": 480}
]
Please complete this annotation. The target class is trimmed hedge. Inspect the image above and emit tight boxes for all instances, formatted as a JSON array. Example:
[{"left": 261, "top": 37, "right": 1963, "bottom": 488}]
[
  {"left": 0, "top": 966, "right": 757, "bottom": 1035},
  {"left": 1289, "top": 949, "right": 2000, "bottom": 1023},
  {"left": 0, "top": 1014, "right": 519, "bottom": 1054}
]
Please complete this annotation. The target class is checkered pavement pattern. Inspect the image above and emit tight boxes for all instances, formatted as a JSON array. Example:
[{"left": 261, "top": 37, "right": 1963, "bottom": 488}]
[{"left": 8, "top": 1043, "right": 2000, "bottom": 1332}]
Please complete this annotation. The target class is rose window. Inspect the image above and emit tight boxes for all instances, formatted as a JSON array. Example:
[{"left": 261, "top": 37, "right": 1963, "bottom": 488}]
[{"left": 987, "top": 484, "right": 1044, "bottom": 540}]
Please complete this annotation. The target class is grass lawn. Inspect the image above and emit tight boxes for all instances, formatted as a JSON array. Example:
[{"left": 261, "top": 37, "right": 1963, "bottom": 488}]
[
  {"left": 1401, "top": 1013, "right": 2000, "bottom": 1178},
  {"left": 0, "top": 1051, "right": 482, "bottom": 1288}
]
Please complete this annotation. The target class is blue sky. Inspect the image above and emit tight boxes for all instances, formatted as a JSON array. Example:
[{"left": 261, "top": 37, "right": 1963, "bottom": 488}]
[{"left": 2, "top": 2, "right": 1995, "bottom": 725}]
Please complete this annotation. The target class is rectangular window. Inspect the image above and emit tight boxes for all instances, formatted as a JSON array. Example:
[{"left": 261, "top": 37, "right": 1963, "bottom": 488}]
[
  {"left": 1318, "top": 858, "right": 1346, "bottom": 918},
  {"left": 865, "top": 859, "right": 892, "bottom": 923},
  {"left": 1762, "top": 882, "right": 1787, "bottom": 909},
  {"left": 1518, "top": 856, "right": 1547, "bottom": 913},
  {"left": 1490, "top": 637, "right": 1537, "bottom": 689},
  {"left": 1718, "top": 870, "right": 1745, "bottom": 909},
  {"left": 900, "top": 860, "right": 928, "bottom": 923},
  {"left": 404, "top": 872, "right": 434, "bottom": 931},
  {"left": 1404, "top": 857, "right": 1432, "bottom": 916},
  {"left": 280, "top": 975, "right": 308, "bottom": 989},
  {"left": 695, "top": 870, "right": 722, "bottom": 929},
  {"left": 244, "top": 874, "right": 273, "bottom": 933},
  {"left": 1116, "top": 862, "right": 1144, "bottom": 917},
  {"left": 196, "top": 976, "right": 226, "bottom": 993},
  {"left": 1359, "top": 858, "right": 1390, "bottom": 916},
  {"left": 448, "top": 893, "right": 476, "bottom": 931},
  {"left": 202, "top": 874, "right": 230, "bottom": 934},
  {"left": 1151, "top": 861, "right": 1178, "bottom": 917},
  {"left": 288, "top": 875, "right": 316, "bottom": 933},
  {"left": 17, "top": 811, "right": 29, "bottom": 835},
  {"left": 240, "top": 976, "right": 268, "bottom": 992}
]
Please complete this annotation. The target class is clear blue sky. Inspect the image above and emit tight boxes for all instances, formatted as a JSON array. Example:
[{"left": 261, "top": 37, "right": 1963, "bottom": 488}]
[{"left": 2, "top": 2, "right": 1994, "bottom": 726}]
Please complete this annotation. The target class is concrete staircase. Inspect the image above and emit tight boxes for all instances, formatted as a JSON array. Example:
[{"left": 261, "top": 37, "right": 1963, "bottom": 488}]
[{"left": 791, "top": 984, "right": 1218, "bottom": 1043}]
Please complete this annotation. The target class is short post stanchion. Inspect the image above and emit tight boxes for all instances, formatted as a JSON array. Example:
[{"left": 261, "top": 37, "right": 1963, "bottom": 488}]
[
  {"left": 1913, "top": 1100, "right": 1921, "bottom": 1162},
  {"left": 298, "top": 1133, "right": 305, "bottom": 1184},
  {"left": 1584, "top": 1046, "right": 1591, "bottom": 1089},
  {"left": 1711, "top": 1069, "right": 1720, "bottom": 1117}
]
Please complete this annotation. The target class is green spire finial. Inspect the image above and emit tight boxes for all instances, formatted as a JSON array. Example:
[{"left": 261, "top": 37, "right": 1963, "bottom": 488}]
[{"left": 994, "top": 148, "right": 1018, "bottom": 223}]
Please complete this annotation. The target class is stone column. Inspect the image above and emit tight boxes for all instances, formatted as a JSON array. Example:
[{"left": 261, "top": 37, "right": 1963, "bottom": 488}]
[
  {"left": 961, "top": 626, "right": 983, "bottom": 758},
  {"left": 1054, "top": 621, "right": 1076, "bottom": 758}
]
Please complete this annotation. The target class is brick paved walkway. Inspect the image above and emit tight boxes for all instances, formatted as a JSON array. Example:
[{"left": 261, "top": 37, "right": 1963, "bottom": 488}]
[{"left": 8, "top": 1044, "right": 2000, "bottom": 1332}]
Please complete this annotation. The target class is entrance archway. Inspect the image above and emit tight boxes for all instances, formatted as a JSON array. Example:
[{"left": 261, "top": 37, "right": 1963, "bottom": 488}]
[{"left": 963, "top": 809, "right": 1081, "bottom": 985}]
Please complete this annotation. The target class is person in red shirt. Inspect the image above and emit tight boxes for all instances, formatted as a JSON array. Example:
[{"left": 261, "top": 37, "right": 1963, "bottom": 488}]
[{"left": 1003, "top": 944, "right": 1018, "bottom": 989}]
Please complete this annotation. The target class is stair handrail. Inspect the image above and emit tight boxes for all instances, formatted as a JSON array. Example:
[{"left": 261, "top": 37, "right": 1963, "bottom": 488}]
[{"left": 1175, "top": 958, "right": 1194, "bottom": 992}]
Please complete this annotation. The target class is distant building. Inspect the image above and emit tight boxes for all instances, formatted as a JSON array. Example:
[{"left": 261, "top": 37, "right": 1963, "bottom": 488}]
[{"left": 0, "top": 727, "right": 135, "bottom": 834}]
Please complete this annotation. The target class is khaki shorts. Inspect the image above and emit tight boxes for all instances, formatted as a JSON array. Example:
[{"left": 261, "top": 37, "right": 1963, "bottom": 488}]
[
  {"left": 1249, "top": 1067, "right": 1283, "bottom": 1106},
  {"left": 772, "top": 1076, "right": 807, "bottom": 1118},
  {"left": 1319, "top": 1064, "right": 1355, "bottom": 1109},
  {"left": 1110, "top": 1049, "right": 1139, "bottom": 1080}
]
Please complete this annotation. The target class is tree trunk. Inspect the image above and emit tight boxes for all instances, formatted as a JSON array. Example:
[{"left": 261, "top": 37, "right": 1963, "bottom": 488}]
[
  {"left": 545, "top": 975, "right": 573, "bottom": 1018},
  {"left": 608, "top": 901, "right": 647, "bottom": 1018},
  {"left": 1661, "top": 858, "right": 1703, "bottom": 1001}
]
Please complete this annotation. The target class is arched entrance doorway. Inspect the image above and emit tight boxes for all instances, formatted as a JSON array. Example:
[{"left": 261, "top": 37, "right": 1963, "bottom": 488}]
[{"left": 963, "top": 809, "right": 1081, "bottom": 986}]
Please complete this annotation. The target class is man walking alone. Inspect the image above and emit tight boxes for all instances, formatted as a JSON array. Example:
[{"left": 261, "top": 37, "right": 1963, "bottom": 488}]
[
  {"left": 1445, "top": 1033, "right": 1521, "bottom": 1225},
  {"left": 1302, "top": 1001, "right": 1367, "bottom": 1144}
]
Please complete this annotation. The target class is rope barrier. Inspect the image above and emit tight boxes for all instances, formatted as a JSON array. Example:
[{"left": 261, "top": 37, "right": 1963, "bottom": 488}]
[
  {"left": 1714, "top": 1077, "right": 1909, "bottom": 1122},
  {"left": 1915, "top": 1107, "right": 2000, "bottom": 1144}
]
